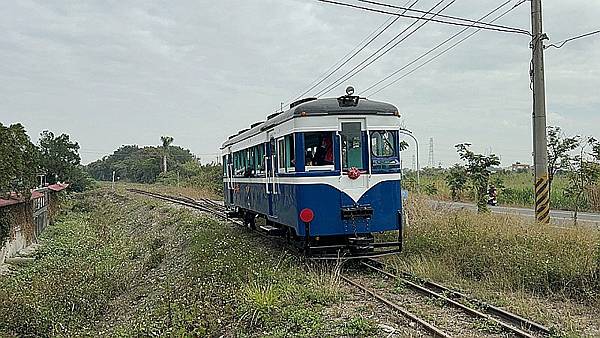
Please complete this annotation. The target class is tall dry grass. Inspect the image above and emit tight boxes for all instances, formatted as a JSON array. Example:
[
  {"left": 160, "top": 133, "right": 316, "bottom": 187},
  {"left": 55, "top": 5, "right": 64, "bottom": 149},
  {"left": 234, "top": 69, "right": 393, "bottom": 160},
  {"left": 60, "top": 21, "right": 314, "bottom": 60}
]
[{"left": 400, "top": 194, "right": 600, "bottom": 299}]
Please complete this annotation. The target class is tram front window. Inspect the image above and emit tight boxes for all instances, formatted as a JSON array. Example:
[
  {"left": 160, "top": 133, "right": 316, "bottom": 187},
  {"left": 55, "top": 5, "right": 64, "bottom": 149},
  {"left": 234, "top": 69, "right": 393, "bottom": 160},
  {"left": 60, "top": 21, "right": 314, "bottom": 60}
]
[{"left": 370, "top": 130, "right": 400, "bottom": 172}]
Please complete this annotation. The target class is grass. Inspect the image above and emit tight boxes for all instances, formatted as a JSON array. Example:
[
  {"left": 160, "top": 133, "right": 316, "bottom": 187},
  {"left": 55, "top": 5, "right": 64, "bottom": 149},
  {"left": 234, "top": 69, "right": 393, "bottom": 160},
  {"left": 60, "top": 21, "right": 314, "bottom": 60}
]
[
  {"left": 385, "top": 194, "right": 600, "bottom": 336},
  {"left": 414, "top": 171, "right": 600, "bottom": 212},
  {"left": 0, "top": 187, "right": 380, "bottom": 337}
]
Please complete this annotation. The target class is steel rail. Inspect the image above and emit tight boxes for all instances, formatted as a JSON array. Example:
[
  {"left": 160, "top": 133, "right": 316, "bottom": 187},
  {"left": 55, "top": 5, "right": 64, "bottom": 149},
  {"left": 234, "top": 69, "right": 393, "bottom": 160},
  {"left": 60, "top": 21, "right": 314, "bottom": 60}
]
[
  {"left": 366, "top": 259, "right": 551, "bottom": 335},
  {"left": 127, "top": 189, "right": 228, "bottom": 219},
  {"left": 341, "top": 275, "right": 450, "bottom": 337},
  {"left": 362, "top": 261, "right": 545, "bottom": 337}
]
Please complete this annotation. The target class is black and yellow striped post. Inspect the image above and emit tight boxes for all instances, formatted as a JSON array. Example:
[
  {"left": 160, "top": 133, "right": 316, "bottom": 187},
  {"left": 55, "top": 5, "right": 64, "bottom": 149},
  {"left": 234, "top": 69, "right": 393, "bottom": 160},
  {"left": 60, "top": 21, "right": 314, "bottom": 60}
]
[
  {"left": 535, "top": 174, "right": 551, "bottom": 224},
  {"left": 531, "top": 0, "right": 550, "bottom": 224}
]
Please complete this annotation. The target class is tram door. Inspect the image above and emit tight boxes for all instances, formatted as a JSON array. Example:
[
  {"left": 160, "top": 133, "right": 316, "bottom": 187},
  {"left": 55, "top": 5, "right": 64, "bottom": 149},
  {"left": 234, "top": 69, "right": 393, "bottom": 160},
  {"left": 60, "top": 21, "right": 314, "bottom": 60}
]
[
  {"left": 266, "top": 134, "right": 277, "bottom": 218},
  {"left": 225, "top": 151, "right": 234, "bottom": 205},
  {"left": 339, "top": 119, "right": 369, "bottom": 192}
]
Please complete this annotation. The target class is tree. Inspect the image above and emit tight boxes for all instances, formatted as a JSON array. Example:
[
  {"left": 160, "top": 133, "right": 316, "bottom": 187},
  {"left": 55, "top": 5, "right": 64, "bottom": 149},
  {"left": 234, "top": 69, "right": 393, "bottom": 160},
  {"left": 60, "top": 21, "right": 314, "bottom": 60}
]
[
  {"left": 455, "top": 143, "right": 500, "bottom": 213},
  {"left": 445, "top": 164, "right": 467, "bottom": 201},
  {"left": 38, "top": 130, "right": 81, "bottom": 184},
  {"left": 86, "top": 144, "right": 195, "bottom": 184},
  {"left": 161, "top": 136, "right": 174, "bottom": 173},
  {"left": 565, "top": 137, "right": 600, "bottom": 225},
  {"left": 547, "top": 126, "right": 580, "bottom": 195},
  {"left": 0, "top": 123, "right": 39, "bottom": 198},
  {"left": 399, "top": 140, "right": 409, "bottom": 152},
  {"left": 593, "top": 143, "right": 600, "bottom": 161}
]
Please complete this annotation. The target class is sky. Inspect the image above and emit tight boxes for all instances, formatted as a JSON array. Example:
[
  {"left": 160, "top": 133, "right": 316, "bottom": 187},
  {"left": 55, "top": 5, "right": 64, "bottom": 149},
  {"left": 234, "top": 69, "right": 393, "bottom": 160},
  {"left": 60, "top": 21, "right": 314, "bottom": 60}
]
[{"left": 1, "top": 0, "right": 599, "bottom": 167}]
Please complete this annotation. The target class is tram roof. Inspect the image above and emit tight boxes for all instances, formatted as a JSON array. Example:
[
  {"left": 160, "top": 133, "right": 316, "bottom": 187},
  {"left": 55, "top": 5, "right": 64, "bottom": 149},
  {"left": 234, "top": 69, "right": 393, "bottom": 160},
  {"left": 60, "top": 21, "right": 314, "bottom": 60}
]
[{"left": 221, "top": 97, "right": 399, "bottom": 148}]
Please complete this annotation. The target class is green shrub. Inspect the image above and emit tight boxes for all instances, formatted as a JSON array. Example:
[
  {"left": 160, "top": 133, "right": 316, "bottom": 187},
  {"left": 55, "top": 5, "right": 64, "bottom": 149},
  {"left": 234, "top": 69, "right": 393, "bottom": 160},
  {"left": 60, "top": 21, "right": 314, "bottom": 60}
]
[{"left": 401, "top": 195, "right": 600, "bottom": 299}]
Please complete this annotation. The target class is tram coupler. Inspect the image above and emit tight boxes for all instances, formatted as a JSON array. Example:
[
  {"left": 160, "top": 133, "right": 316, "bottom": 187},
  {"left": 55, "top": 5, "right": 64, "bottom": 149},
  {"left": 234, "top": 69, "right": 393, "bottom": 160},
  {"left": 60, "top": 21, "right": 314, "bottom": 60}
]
[{"left": 348, "top": 236, "right": 374, "bottom": 255}]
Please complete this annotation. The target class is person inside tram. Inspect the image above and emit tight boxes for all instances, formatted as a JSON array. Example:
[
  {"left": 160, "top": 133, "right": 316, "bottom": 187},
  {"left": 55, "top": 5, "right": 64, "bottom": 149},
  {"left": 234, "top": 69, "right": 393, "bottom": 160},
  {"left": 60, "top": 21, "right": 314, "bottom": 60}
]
[
  {"left": 313, "top": 133, "right": 334, "bottom": 166},
  {"left": 305, "top": 149, "right": 314, "bottom": 165}
]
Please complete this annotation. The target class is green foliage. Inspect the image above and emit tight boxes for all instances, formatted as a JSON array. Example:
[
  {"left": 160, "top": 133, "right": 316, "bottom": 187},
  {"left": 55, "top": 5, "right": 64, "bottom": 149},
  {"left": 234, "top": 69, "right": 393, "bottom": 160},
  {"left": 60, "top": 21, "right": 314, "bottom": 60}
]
[
  {"left": 445, "top": 164, "right": 467, "bottom": 201},
  {"left": 423, "top": 183, "right": 438, "bottom": 196},
  {"left": 37, "top": 130, "right": 95, "bottom": 192},
  {"left": 0, "top": 189, "right": 348, "bottom": 337},
  {"left": 155, "top": 162, "right": 223, "bottom": 195},
  {"left": 86, "top": 145, "right": 195, "bottom": 183},
  {"left": 564, "top": 137, "right": 600, "bottom": 224},
  {"left": 342, "top": 316, "right": 377, "bottom": 336},
  {"left": 160, "top": 136, "right": 174, "bottom": 149},
  {"left": 38, "top": 130, "right": 81, "bottom": 184},
  {"left": 547, "top": 126, "right": 580, "bottom": 193},
  {"left": 399, "top": 140, "right": 409, "bottom": 151},
  {"left": 455, "top": 143, "right": 501, "bottom": 212},
  {"left": 0, "top": 209, "right": 10, "bottom": 243},
  {"left": 402, "top": 196, "right": 600, "bottom": 299},
  {"left": 0, "top": 123, "right": 40, "bottom": 198}
]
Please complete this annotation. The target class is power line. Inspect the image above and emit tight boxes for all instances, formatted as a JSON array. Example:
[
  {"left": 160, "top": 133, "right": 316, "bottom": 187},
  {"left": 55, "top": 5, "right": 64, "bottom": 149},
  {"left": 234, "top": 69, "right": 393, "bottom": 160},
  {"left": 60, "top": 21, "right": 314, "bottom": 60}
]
[
  {"left": 282, "top": 0, "right": 420, "bottom": 108},
  {"left": 314, "top": 0, "right": 530, "bottom": 35},
  {"left": 362, "top": 0, "right": 523, "bottom": 96},
  {"left": 314, "top": 0, "right": 454, "bottom": 97},
  {"left": 357, "top": 0, "right": 528, "bottom": 34},
  {"left": 546, "top": 29, "right": 600, "bottom": 49},
  {"left": 366, "top": 0, "right": 527, "bottom": 96}
]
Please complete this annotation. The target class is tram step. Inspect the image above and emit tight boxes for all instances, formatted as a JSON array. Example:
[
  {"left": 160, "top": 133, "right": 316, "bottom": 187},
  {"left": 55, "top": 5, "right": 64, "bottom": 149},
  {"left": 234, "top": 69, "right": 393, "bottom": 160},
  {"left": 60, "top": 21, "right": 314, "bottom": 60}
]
[{"left": 259, "top": 225, "right": 285, "bottom": 236}]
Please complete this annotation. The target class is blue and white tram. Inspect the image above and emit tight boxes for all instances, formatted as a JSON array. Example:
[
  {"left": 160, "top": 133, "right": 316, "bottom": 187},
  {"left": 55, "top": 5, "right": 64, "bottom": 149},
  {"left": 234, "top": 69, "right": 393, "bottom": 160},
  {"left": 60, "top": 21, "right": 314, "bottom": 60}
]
[{"left": 221, "top": 91, "right": 403, "bottom": 258}]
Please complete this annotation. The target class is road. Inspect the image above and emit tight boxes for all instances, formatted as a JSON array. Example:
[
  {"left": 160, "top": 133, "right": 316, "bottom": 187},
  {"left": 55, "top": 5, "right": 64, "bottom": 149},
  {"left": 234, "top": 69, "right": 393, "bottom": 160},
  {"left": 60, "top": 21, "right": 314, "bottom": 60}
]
[{"left": 432, "top": 201, "right": 600, "bottom": 226}]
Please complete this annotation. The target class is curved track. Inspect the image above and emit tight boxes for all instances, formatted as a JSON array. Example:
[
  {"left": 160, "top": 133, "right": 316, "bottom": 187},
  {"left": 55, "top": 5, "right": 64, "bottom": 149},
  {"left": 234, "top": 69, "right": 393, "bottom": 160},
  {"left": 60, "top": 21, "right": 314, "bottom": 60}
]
[{"left": 353, "top": 259, "right": 551, "bottom": 337}]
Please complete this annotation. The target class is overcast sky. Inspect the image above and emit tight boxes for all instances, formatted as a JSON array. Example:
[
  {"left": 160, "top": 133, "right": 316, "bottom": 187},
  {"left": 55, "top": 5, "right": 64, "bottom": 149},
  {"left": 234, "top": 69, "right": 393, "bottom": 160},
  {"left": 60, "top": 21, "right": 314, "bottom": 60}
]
[{"left": 1, "top": 0, "right": 599, "bottom": 166}]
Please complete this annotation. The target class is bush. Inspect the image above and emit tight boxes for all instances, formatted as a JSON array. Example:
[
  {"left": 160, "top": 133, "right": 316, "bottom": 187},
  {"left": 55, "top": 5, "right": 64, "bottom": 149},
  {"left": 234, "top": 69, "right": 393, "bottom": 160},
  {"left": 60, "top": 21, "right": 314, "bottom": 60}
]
[{"left": 402, "top": 195, "right": 600, "bottom": 299}]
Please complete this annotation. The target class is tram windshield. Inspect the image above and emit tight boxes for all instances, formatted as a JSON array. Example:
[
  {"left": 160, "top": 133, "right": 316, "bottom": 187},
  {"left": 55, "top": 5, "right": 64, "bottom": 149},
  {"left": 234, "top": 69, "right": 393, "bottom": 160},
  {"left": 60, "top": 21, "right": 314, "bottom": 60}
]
[{"left": 370, "top": 130, "right": 400, "bottom": 172}]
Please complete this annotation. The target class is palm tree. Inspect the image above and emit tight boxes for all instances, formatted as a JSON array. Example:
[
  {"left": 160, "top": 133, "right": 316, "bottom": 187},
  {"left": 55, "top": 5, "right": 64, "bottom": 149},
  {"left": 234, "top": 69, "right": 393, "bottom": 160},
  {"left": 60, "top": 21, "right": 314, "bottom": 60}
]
[{"left": 160, "top": 136, "right": 174, "bottom": 173}]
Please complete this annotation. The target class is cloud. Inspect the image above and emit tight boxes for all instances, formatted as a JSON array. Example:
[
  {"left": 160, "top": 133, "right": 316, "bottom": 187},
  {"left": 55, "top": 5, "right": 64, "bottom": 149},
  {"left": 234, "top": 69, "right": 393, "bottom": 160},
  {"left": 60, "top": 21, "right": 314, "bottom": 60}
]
[{"left": 0, "top": 0, "right": 598, "bottom": 167}]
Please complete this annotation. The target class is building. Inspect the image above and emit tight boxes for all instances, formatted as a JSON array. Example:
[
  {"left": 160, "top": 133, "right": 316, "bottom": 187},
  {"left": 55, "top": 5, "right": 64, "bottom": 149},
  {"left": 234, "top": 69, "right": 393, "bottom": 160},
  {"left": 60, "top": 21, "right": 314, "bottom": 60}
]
[
  {"left": 0, "top": 183, "right": 68, "bottom": 265},
  {"left": 511, "top": 162, "right": 532, "bottom": 172}
]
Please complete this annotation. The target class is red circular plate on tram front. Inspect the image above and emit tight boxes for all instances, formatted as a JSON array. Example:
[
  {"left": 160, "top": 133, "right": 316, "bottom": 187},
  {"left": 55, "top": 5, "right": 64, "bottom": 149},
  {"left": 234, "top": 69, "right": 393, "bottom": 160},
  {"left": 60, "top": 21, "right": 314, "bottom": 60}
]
[{"left": 299, "top": 208, "right": 315, "bottom": 223}]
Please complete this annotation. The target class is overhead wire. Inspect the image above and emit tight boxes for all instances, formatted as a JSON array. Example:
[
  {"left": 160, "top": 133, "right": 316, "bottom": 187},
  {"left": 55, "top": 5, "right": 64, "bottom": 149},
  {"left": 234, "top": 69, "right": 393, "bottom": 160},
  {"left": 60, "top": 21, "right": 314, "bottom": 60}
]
[
  {"left": 546, "top": 29, "right": 600, "bottom": 49},
  {"left": 314, "top": 0, "right": 530, "bottom": 35},
  {"left": 357, "top": 0, "right": 529, "bottom": 34},
  {"left": 365, "top": 0, "right": 528, "bottom": 96},
  {"left": 314, "top": 0, "right": 455, "bottom": 97},
  {"left": 362, "top": 0, "right": 522, "bottom": 95},
  {"left": 281, "top": 0, "right": 420, "bottom": 108}
]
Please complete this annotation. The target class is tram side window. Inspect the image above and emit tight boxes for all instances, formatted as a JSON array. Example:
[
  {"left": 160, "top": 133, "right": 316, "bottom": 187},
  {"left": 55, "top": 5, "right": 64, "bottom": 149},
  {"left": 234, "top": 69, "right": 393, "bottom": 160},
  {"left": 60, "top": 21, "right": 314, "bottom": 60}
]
[
  {"left": 277, "top": 134, "right": 295, "bottom": 173},
  {"left": 233, "top": 149, "right": 249, "bottom": 177},
  {"left": 370, "top": 130, "right": 400, "bottom": 171},
  {"left": 304, "top": 132, "right": 334, "bottom": 171},
  {"left": 340, "top": 122, "right": 364, "bottom": 171},
  {"left": 254, "top": 144, "right": 265, "bottom": 174},
  {"left": 248, "top": 147, "right": 255, "bottom": 176}
]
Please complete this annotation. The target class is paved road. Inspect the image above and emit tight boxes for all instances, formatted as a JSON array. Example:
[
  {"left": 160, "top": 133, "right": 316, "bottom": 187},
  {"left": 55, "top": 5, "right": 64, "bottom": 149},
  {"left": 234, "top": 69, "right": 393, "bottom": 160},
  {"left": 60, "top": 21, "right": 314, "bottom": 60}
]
[{"left": 432, "top": 201, "right": 600, "bottom": 226}]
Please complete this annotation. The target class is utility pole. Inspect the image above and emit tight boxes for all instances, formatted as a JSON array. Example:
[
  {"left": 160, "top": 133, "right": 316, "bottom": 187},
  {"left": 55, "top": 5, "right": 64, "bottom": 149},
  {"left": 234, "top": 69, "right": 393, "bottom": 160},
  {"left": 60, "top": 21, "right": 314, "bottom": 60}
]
[
  {"left": 531, "top": 0, "right": 550, "bottom": 224},
  {"left": 428, "top": 137, "right": 434, "bottom": 168}
]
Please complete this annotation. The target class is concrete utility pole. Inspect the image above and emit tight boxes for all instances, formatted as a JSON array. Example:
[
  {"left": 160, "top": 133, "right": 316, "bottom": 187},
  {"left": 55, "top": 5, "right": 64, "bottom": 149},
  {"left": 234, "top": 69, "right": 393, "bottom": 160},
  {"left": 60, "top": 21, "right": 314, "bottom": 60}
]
[{"left": 531, "top": 0, "right": 550, "bottom": 224}]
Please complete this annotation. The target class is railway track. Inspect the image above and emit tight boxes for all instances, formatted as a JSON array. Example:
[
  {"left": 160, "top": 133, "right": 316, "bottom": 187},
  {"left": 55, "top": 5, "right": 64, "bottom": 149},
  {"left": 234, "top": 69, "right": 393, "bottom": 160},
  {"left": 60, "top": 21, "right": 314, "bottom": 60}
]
[
  {"left": 127, "top": 188, "right": 551, "bottom": 337},
  {"left": 341, "top": 259, "right": 551, "bottom": 337}
]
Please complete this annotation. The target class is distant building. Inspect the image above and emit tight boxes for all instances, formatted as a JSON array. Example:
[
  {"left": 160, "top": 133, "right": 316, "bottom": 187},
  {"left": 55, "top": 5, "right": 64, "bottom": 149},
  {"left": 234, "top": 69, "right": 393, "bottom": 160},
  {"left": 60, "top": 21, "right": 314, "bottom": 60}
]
[
  {"left": 511, "top": 162, "right": 532, "bottom": 172},
  {"left": 0, "top": 184, "right": 68, "bottom": 265}
]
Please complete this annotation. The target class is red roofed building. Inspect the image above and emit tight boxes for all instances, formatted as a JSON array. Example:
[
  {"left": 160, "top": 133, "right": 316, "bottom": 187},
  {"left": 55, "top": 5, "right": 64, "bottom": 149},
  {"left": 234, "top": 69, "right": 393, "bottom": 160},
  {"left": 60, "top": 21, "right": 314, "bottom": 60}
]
[{"left": 1, "top": 184, "right": 69, "bottom": 265}]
